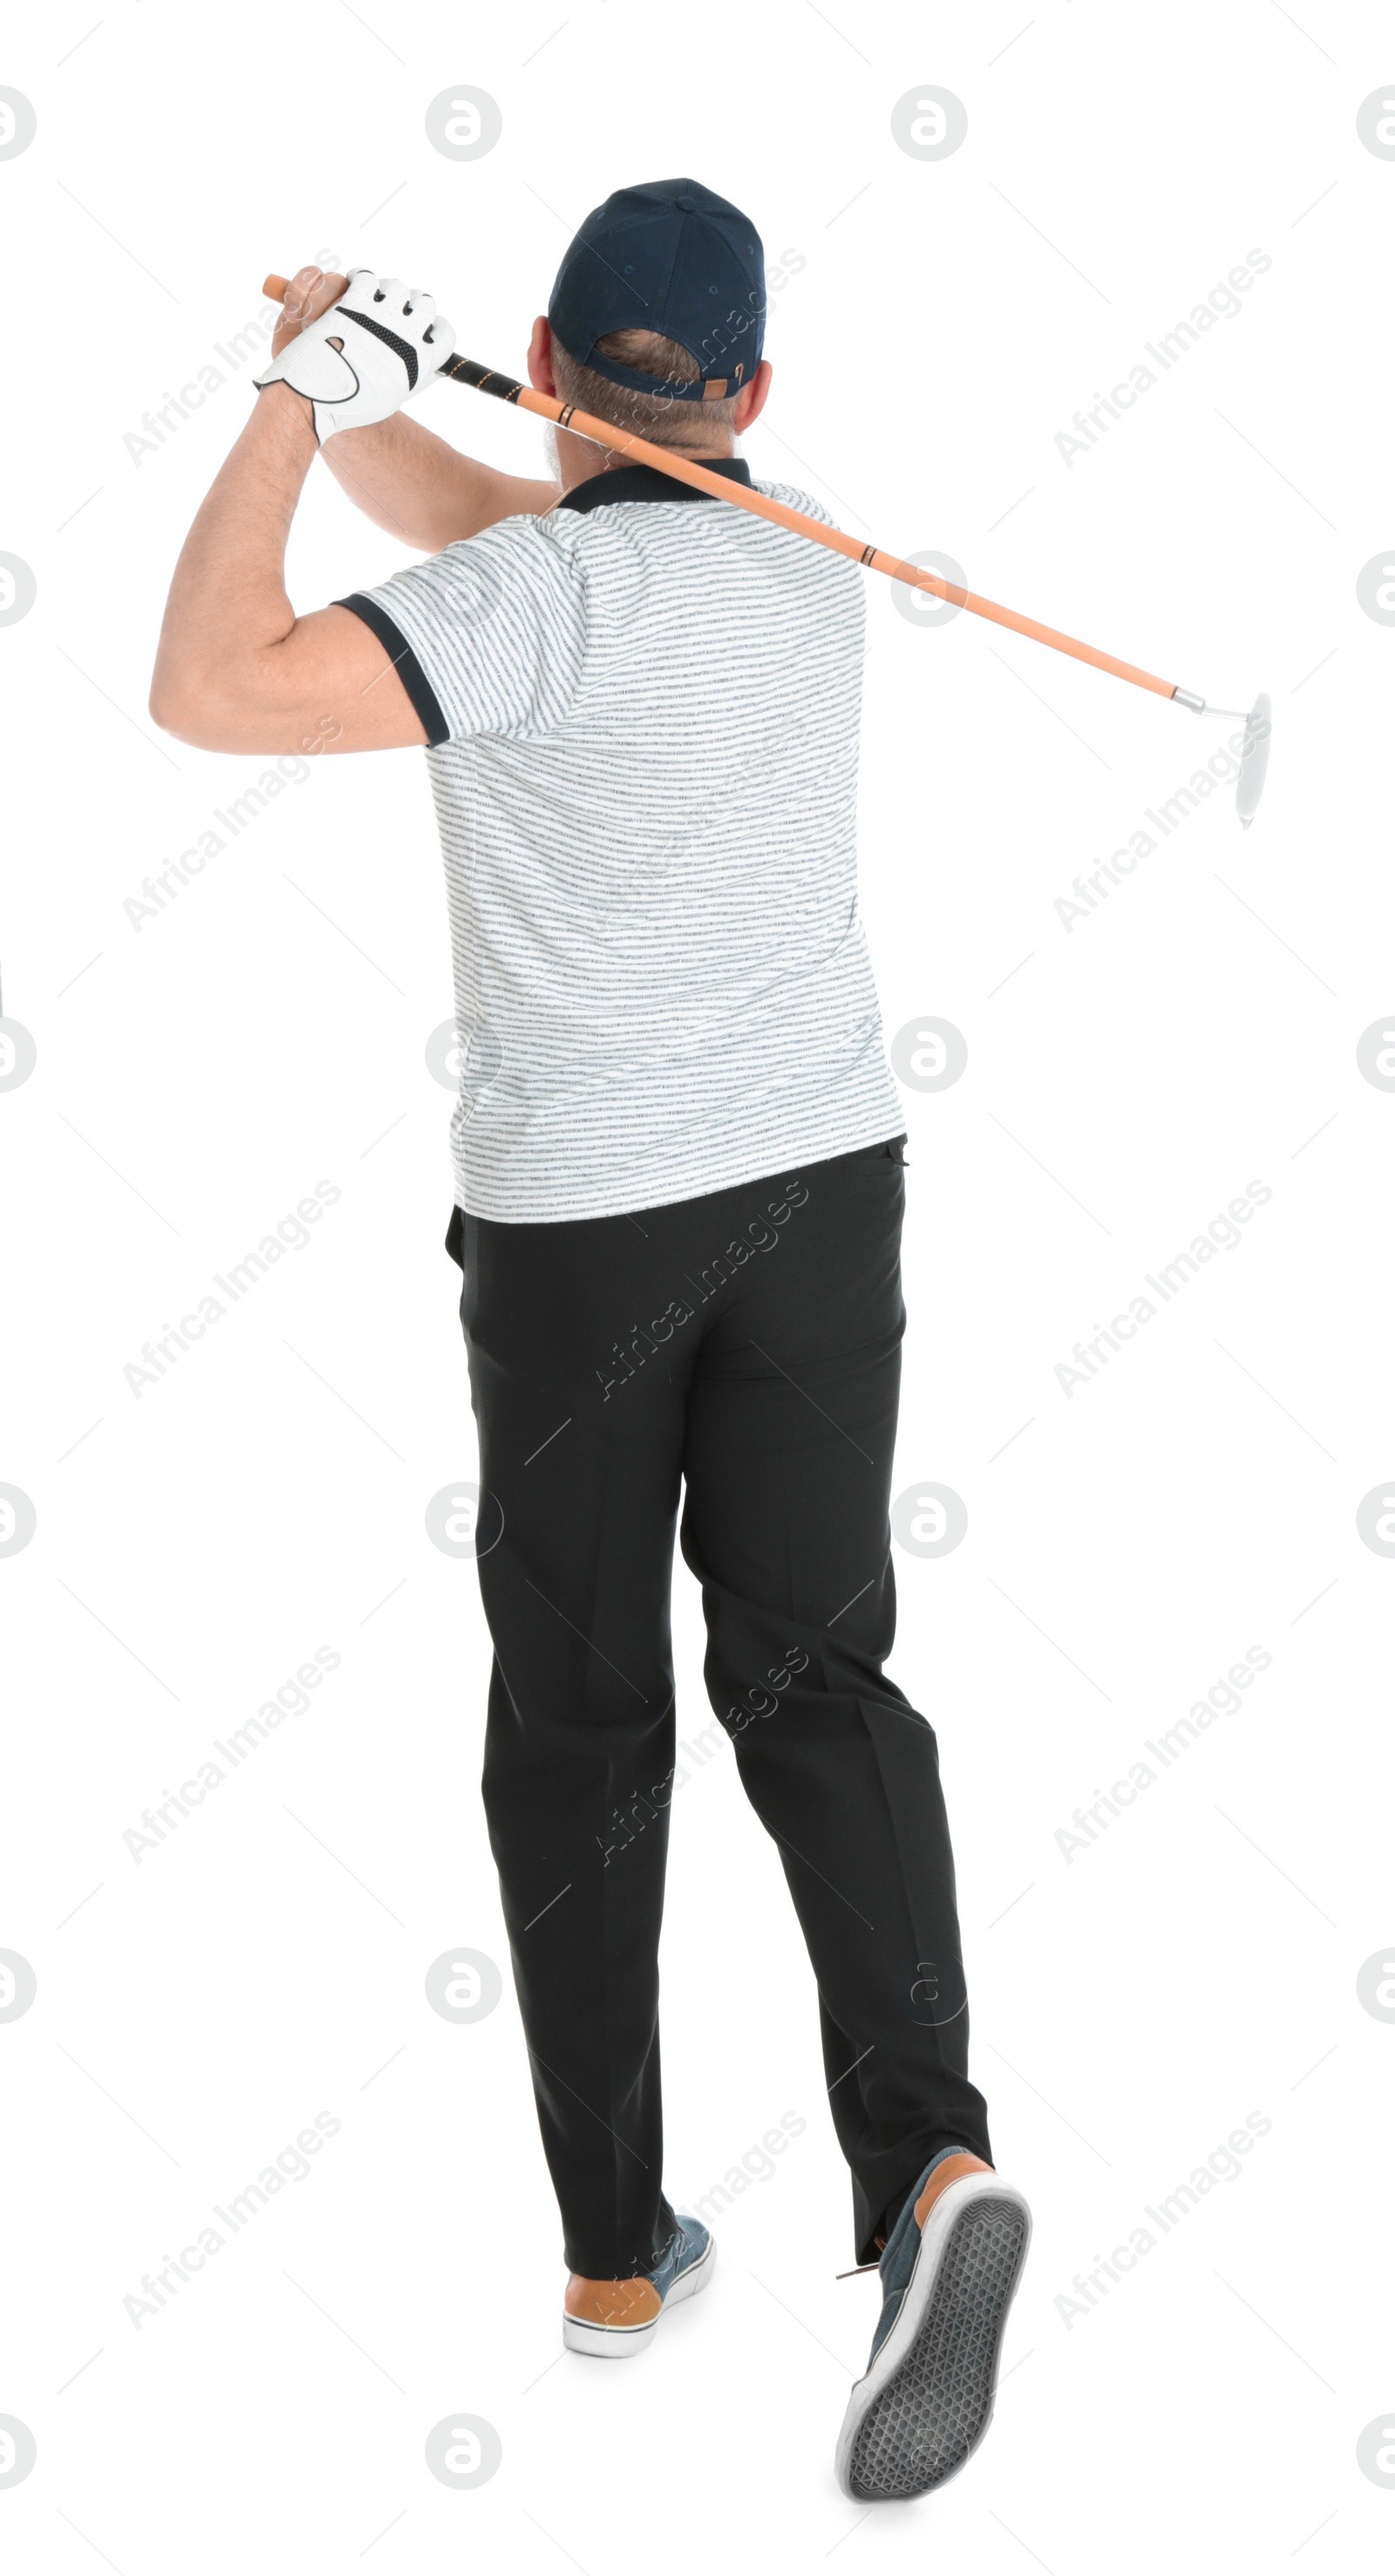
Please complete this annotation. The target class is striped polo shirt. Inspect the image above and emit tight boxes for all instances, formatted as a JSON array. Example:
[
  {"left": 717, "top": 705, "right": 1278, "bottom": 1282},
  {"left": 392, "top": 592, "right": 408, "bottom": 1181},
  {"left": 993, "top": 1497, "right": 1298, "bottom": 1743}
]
[{"left": 342, "top": 456, "right": 903, "bottom": 1223}]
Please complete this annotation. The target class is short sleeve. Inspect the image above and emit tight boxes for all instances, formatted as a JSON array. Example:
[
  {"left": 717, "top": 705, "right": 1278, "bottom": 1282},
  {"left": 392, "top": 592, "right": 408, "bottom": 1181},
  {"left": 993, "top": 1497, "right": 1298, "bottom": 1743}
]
[{"left": 338, "top": 514, "right": 587, "bottom": 748}]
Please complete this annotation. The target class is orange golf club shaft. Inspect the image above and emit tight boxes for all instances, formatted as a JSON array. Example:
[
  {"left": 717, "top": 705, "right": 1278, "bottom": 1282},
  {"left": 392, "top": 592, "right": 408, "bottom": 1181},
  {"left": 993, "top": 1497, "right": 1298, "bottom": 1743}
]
[{"left": 263, "top": 271, "right": 1181, "bottom": 702}]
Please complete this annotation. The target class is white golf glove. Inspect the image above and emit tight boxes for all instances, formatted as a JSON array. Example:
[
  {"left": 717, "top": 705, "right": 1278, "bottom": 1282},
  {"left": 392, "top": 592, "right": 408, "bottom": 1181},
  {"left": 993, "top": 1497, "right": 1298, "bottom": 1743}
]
[{"left": 255, "top": 269, "right": 455, "bottom": 441}]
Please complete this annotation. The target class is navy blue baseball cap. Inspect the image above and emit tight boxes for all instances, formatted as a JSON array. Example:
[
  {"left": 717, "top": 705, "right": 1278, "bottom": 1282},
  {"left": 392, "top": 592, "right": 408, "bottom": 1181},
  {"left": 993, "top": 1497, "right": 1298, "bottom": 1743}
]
[{"left": 548, "top": 178, "right": 766, "bottom": 404}]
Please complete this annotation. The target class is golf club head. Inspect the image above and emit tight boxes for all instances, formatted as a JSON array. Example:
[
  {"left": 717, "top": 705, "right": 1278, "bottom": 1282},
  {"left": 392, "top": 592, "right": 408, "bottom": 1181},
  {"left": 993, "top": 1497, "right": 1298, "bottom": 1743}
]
[{"left": 1236, "top": 692, "right": 1271, "bottom": 828}]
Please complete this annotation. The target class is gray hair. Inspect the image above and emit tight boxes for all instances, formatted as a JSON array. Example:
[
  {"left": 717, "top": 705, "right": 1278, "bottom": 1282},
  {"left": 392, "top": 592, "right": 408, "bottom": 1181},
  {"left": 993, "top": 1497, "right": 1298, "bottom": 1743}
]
[{"left": 550, "top": 328, "right": 741, "bottom": 450}]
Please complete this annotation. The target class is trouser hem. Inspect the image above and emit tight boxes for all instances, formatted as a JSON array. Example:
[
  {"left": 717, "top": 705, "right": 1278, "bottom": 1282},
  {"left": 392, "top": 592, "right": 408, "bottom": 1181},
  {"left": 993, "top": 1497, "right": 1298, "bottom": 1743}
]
[
  {"left": 854, "top": 2121, "right": 994, "bottom": 2266},
  {"left": 562, "top": 2212, "right": 679, "bottom": 2282}
]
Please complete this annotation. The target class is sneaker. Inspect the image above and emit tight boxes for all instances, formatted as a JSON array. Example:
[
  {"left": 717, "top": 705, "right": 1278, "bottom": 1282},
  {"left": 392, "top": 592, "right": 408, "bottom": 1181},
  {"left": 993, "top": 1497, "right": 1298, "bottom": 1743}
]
[
  {"left": 562, "top": 2213, "right": 716, "bottom": 2360},
  {"left": 835, "top": 2151, "right": 1031, "bottom": 2500}
]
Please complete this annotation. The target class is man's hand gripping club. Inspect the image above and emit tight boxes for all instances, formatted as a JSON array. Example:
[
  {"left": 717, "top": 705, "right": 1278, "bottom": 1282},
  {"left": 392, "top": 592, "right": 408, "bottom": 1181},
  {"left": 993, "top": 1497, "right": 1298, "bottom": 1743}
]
[{"left": 255, "top": 267, "right": 456, "bottom": 440}]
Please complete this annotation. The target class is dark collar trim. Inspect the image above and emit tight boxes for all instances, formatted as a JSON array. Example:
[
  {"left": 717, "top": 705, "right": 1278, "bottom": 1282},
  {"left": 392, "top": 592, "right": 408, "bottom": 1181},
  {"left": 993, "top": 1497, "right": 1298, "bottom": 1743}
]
[{"left": 555, "top": 457, "right": 753, "bottom": 515}]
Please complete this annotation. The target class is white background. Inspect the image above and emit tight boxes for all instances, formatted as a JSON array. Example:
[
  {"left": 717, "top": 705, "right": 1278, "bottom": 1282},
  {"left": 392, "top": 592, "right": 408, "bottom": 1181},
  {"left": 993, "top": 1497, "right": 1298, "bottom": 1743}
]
[{"left": 3, "top": 2, "right": 1393, "bottom": 2567}]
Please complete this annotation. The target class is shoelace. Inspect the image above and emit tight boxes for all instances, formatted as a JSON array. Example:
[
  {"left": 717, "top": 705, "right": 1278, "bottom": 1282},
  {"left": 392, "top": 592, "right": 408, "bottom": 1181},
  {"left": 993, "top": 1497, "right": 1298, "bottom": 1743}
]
[{"left": 835, "top": 2226, "right": 890, "bottom": 2280}]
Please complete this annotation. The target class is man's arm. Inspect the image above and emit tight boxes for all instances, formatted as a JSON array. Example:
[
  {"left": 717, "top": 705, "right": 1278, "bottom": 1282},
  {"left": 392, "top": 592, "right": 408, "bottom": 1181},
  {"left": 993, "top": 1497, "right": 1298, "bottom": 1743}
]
[
  {"left": 148, "top": 379, "right": 426, "bottom": 755},
  {"left": 275, "top": 265, "right": 560, "bottom": 549}
]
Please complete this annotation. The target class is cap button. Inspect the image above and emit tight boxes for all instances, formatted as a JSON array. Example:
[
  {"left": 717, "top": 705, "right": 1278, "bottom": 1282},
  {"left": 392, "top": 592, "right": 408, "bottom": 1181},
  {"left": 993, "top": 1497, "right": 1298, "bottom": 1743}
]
[{"left": 675, "top": 194, "right": 697, "bottom": 210}]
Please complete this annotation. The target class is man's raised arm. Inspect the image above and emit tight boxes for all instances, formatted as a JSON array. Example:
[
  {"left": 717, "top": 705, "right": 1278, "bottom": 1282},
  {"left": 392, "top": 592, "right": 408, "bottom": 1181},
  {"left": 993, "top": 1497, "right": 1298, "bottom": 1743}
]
[
  {"left": 276, "top": 265, "right": 559, "bottom": 549},
  {"left": 148, "top": 265, "right": 558, "bottom": 758}
]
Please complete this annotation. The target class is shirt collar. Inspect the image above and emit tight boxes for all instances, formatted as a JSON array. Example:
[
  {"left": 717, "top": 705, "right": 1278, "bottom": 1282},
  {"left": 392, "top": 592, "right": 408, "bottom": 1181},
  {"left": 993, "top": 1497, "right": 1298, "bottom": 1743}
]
[{"left": 555, "top": 457, "right": 753, "bottom": 515}]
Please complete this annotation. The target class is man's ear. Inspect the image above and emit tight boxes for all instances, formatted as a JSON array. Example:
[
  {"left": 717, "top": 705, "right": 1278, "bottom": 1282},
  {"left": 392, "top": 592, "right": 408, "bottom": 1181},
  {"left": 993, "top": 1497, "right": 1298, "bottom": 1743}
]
[
  {"left": 527, "top": 316, "right": 557, "bottom": 395},
  {"left": 732, "top": 357, "right": 772, "bottom": 434}
]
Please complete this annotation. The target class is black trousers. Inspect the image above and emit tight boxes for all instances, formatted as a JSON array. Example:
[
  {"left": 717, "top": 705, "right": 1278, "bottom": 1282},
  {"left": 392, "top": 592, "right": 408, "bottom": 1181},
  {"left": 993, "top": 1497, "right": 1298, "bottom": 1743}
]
[{"left": 447, "top": 1137, "right": 990, "bottom": 2276}]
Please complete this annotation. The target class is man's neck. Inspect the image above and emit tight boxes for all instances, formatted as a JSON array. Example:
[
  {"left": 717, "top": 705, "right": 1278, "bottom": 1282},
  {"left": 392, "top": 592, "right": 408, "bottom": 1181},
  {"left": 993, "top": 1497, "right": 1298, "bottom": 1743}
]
[{"left": 556, "top": 426, "right": 737, "bottom": 494}]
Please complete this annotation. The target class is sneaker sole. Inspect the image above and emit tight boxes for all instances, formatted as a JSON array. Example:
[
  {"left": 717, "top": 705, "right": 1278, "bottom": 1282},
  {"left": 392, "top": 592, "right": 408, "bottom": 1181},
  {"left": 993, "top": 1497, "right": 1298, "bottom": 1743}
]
[
  {"left": 835, "top": 2177, "right": 1031, "bottom": 2501},
  {"left": 562, "top": 2230, "right": 716, "bottom": 2360}
]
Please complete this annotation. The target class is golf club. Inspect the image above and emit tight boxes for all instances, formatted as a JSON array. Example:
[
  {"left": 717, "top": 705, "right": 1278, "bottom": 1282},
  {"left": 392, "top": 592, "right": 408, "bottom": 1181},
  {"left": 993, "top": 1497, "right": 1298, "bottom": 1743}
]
[{"left": 263, "top": 272, "right": 1273, "bottom": 825}]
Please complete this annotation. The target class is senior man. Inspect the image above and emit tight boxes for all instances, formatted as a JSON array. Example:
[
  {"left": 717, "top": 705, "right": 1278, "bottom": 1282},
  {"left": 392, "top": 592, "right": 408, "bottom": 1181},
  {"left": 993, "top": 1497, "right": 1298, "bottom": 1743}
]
[{"left": 150, "top": 177, "right": 1029, "bottom": 2503}]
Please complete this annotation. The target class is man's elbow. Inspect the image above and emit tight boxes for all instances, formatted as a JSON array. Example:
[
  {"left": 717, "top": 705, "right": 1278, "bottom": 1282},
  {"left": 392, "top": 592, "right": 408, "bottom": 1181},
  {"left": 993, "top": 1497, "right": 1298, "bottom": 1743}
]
[
  {"left": 149, "top": 658, "right": 201, "bottom": 742},
  {"left": 149, "top": 663, "right": 241, "bottom": 750},
  {"left": 148, "top": 688, "right": 184, "bottom": 741}
]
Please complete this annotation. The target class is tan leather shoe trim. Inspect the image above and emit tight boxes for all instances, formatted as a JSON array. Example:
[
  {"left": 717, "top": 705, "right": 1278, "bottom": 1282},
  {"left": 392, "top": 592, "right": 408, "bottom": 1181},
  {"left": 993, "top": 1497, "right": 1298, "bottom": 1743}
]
[
  {"left": 564, "top": 2272, "right": 663, "bottom": 2328},
  {"left": 913, "top": 2151, "right": 993, "bottom": 2230}
]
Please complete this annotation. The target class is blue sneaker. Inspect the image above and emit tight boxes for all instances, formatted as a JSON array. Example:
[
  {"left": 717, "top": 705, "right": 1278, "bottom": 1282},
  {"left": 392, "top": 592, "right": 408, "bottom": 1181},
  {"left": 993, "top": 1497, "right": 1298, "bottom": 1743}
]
[
  {"left": 835, "top": 2151, "right": 1031, "bottom": 2499},
  {"left": 562, "top": 2213, "right": 716, "bottom": 2359}
]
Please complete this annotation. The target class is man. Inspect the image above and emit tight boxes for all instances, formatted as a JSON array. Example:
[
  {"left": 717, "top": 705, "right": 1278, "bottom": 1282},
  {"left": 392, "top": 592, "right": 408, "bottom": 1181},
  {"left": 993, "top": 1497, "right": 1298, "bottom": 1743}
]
[{"left": 150, "top": 177, "right": 1030, "bottom": 2502}]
